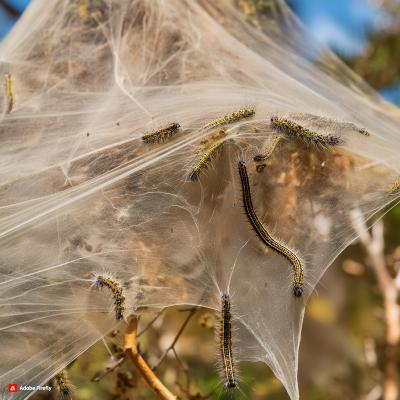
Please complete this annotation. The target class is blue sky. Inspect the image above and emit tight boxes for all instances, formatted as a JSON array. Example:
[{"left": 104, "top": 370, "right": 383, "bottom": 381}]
[
  {"left": 1, "top": 0, "right": 399, "bottom": 104},
  {"left": 0, "top": 0, "right": 391, "bottom": 53},
  {"left": 287, "top": 0, "right": 390, "bottom": 57},
  {"left": 0, "top": 0, "right": 29, "bottom": 38},
  {"left": 1, "top": 0, "right": 385, "bottom": 53},
  {"left": 0, "top": 8, "right": 15, "bottom": 39},
  {"left": 287, "top": 0, "right": 398, "bottom": 104}
]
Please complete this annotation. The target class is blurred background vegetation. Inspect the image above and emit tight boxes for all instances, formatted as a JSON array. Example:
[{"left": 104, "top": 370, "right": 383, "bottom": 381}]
[{"left": 1, "top": 0, "right": 400, "bottom": 399}]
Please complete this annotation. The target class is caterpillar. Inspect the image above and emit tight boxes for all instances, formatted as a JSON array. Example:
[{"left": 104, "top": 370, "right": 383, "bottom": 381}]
[
  {"left": 329, "top": 120, "right": 370, "bottom": 136},
  {"left": 387, "top": 178, "right": 400, "bottom": 195},
  {"left": 53, "top": 370, "right": 73, "bottom": 399},
  {"left": 270, "top": 116, "right": 344, "bottom": 148},
  {"left": 78, "top": 0, "right": 89, "bottom": 21},
  {"left": 357, "top": 127, "right": 370, "bottom": 136},
  {"left": 238, "top": 161, "right": 304, "bottom": 297},
  {"left": 289, "top": 113, "right": 370, "bottom": 137},
  {"left": 203, "top": 108, "right": 255, "bottom": 129},
  {"left": 4, "top": 74, "right": 15, "bottom": 114},
  {"left": 189, "top": 133, "right": 231, "bottom": 181},
  {"left": 142, "top": 122, "right": 180, "bottom": 144},
  {"left": 94, "top": 274, "right": 125, "bottom": 320},
  {"left": 219, "top": 293, "right": 237, "bottom": 389},
  {"left": 254, "top": 135, "right": 283, "bottom": 162}
]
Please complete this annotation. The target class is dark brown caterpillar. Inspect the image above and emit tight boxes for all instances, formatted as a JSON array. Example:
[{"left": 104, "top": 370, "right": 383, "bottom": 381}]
[
  {"left": 238, "top": 161, "right": 304, "bottom": 297},
  {"left": 219, "top": 293, "right": 237, "bottom": 389}
]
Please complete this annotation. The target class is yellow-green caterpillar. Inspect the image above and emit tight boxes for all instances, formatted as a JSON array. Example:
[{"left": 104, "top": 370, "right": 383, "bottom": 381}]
[
  {"left": 357, "top": 127, "right": 370, "bottom": 136},
  {"left": 294, "top": 113, "right": 371, "bottom": 136},
  {"left": 53, "top": 370, "right": 73, "bottom": 399},
  {"left": 203, "top": 108, "right": 255, "bottom": 129},
  {"left": 238, "top": 161, "right": 304, "bottom": 297},
  {"left": 387, "top": 178, "right": 400, "bottom": 195},
  {"left": 270, "top": 116, "right": 344, "bottom": 148},
  {"left": 254, "top": 135, "right": 283, "bottom": 162},
  {"left": 78, "top": 0, "right": 89, "bottom": 21},
  {"left": 142, "top": 122, "right": 180, "bottom": 144},
  {"left": 4, "top": 74, "right": 15, "bottom": 114},
  {"left": 219, "top": 293, "right": 237, "bottom": 389},
  {"left": 94, "top": 274, "right": 125, "bottom": 320},
  {"left": 189, "top": 135, "right": 231, "bottom": 181}
]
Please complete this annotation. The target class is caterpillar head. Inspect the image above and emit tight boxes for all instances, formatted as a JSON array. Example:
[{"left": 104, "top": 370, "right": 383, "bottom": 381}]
[
  {"left": 171, "top": 122, "right": 180, "bottom": 130},
  {"left": 293, "top": 285, "right": 303, "bottom": 298}
]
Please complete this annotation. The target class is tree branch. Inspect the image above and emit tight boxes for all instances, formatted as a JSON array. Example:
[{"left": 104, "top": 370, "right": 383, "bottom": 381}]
[
  {"left": 351, "top": 210, "right": 400, "bottom": 400},
  {"left": 151, "top": 307, "right": 196, "bottom": 371},
  {"left": 124, "top": 317, "right": 177, "bottom": 400}
]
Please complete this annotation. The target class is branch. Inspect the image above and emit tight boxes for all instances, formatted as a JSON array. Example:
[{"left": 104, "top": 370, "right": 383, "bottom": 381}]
[
  {"left": 124, "top": 317, "right": 177, "bottom": 400},
  {"left": 91, "top": 356, "right": 126, "bottom": 382},
  {"left": 351, "top": 209, "right": 400, "bottom": 400},
  {"left": 137, "top": 310, "right": 164, "bottom": 338},
  {"left": 152, "top": 307, "right": 196, "bottom": 370}
]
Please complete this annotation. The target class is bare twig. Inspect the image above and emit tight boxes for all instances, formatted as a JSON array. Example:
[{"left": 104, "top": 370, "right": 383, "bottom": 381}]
[
  {"left": 91, "top": 356, "right": 126, "bottom": 382},
  {"left": 152, "top": 308, "right": 197, "bottom": 371},
  {"left": 124, "top": 317, "right": 177, "bottom": 400},
  {"left": 351, "top": 209, "right": 400, "bottom": 400},
  {"left": 172, "top": 346, "right": 192, "bottom": 397},
  {"left": 137, "top": 310, "right": 164, "bottom": 338}
]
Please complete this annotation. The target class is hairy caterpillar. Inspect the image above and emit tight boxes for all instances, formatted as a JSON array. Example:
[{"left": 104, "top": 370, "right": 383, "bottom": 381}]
[
  {"left": 142, "top": 122, "right": 180, "bottom": 144},
  {"left": 238, "top": 161, "right": 304, "bottom": 297},
  {"left": 290, "top": 113, "right": 370, "bottom": 137},
  {"left": 4, "top": 74, "right": 15, "bottom": 114},
  {"left": 329, "top": 119, "right": 370, "bottom": 136},
  {"left": 203, "top": 108, "right": 255, "bottom": 129},
  {"left": 218, "top": 293, "right": 237, "bottom": 389},
  {"left": 254, "top": 135, "right": 283, "bottom": 162},
  {"left": 93, "top": 274, "right": 125, "bottom": 320},
  {"left": 53, "top": 370, "right": 73, "bottom": 399},
  {"left": 189, "top": 132, "right": 231, "bottom": 180},
  {"left": 327, "top": 120, "right": 370, "bottom": 136},
  {"left": 387, "top": 178, "right": 400, "bottom": 194},
  {"left": 270, "top": 116, "right": 344, "bottom": 148},
  {"left": 357, "top": 127, "right": 370, "bottom": 136}
]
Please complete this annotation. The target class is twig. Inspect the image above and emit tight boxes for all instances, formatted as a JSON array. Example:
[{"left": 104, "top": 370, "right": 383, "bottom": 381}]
[
  {"left": 91, "top": 356, "right": 126, "bottom": 382},
  {"left": 137, "top": 310, "right": 164, "bottom": 338},
  {"left": 152, "top": 308, "right": 197, "bottom": 371},
  {"left": 124, "top": 317, "right": 177, "bottom": 400},
  {"left": 351, "top": 209, "right": 400, "bottom": 400},
  {"left": 172, "top": 346, "right": 192, "bottom": 396}
]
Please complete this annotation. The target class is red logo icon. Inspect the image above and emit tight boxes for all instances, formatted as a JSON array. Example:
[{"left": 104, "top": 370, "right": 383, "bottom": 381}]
[{"left": 8, "top": 384, "right": 18, "bottom": 392}]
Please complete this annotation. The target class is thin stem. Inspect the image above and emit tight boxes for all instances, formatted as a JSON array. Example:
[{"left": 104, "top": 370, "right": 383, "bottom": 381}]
[
  {"left": 352, "top": 212, "right": 399, "bottom": 400},
  {"left": 91, "top": 356, "right": 126, "bottom": 382},
  {"left": 137, "top": 310, "right": 164, "bottom": 338},
  {"left": 152, "top": 308, "right": 196, "bottom": 370}
]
